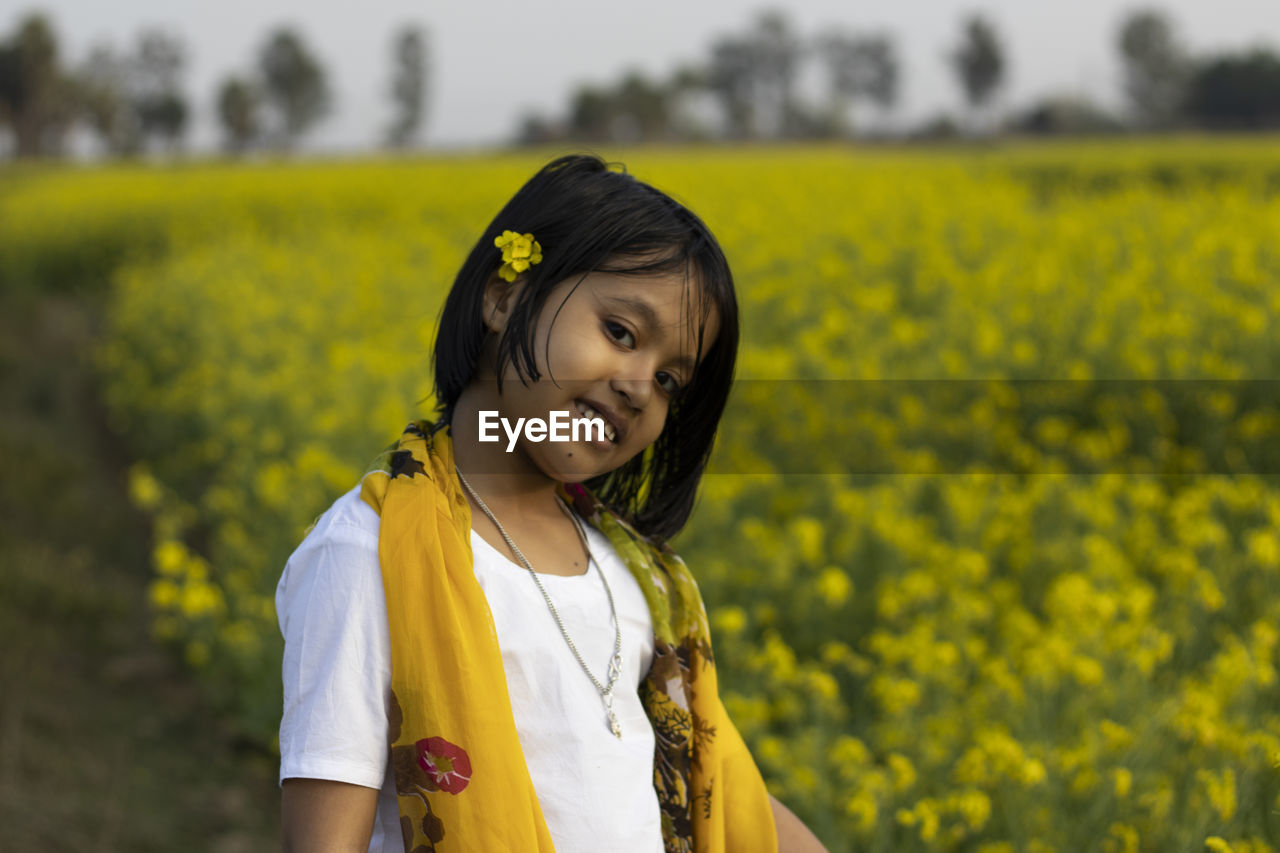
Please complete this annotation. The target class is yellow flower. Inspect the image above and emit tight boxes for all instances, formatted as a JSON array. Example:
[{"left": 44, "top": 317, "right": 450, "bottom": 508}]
[
  {"left": 1113, "top": 767, "right": 1133, "bottom": 798},
  {"left": 712, "top": 605, "right": 747, "bottom": 637},
  {"left": 952, "top": 789, "right": 992, "bottom": 831},
  {"left": 153, "top": 540, "right": 187, "bottom": 577},
  {"left": 887, "top": 752, "right": 916, "bottom": 792},
  {"left": 806, "top": 670, "right": 840, "bottom": 702},
  {"left": 149, "top": 578, "right": 180, "bottom": 609},
  {"left": 1100, "top": 720, "right": 1133, "bottom": 751},
  {"left": 180, "top": 582, "right": 225, "bottom": 619},
  {"left": 494, "top": 229, "right": 543, "bottom": 281},
  {"left": 844, "top": 791, "right": 877, "bottom": 835},
  {"left": 1198, "top": 768, "right": 1237, "bottom": 822},
  {"left": 129, "top": 465, "right": 163, "bottom": 511},
  {"left": 816, "top": 566, "right": 852, "bottom": 607},
  {"left": 1103, "top": 822, "right": 1140, "bottom": 853}
]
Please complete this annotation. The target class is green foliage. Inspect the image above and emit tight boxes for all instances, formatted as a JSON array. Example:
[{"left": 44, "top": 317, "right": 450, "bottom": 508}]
[{"left": 0, "top": 287, "right": 279, "bottom": 850}]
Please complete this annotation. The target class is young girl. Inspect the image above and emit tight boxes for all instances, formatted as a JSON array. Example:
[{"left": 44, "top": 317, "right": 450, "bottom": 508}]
[{"left": 277, "top": 154, "right": 827, "bottom": 852}]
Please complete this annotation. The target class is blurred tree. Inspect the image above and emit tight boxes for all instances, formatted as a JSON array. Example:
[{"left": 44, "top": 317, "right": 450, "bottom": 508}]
[
  {"left": 217, "top": 76, "right": 261, "bottom": 155},
  {"left": 515, "top": 111, "right": 561, "bottom": 146},
  {"left": 910, "top": 113, "right": 961, "bottom": 141},
  {"left": 257, "top": 27, "right": 330, "bottom": 150},
  {"left": 568, "top": 84, "right": 611, "bottom": 141},
  {"left": 708, "top": 10, "right": 805, "bottom": 139},
  {"left": 665, "top": 64, "right": 714, "bottom": 140},
  {"left": 614, "top": 72, "right": 670, "bottom": 140},
  {"left": 1117, "top": 8, "right": 1188, "bottom": 128},
  {"left": 1010, "top": 95, "right": 1122, "bottom": 135},
  {"left": 948, "top": 14, "right": 1006, "bottom": 132},
  {"left": 1185, "top": 48, "right": 1280, "bottom": 129},
  {"left": 0, "top": 13, "right": 76, "bottom": 157},
  {"left": 567, "top": 71, "right": 672, "bottom": 143},
  {"left": 75, "top": 44, "right": 140, "bottom": 157},
  {"left": 707, "top": 34, "right": 756, "bottom": 138},
  {"left": 386, "top": 24, "right": 428, "bottom": 148},
  {"left": 669, "top": 65, "right": 706, "bottom": 95},
  {"left": 71, "top": 30, "right": 188, "bottom": 159},
  {"left": 132, "top": 29, "right": 189, "bottom": 152},
  {"left": 818, "top": 31, "right": 900, "bottom": 134},
  {"left": 751, "top": 10, "right": 803, "bottom": 137}
]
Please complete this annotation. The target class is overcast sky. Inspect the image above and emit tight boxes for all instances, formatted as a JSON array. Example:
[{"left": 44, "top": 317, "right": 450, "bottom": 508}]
[{"left": 3, "top": 0, "right": 1277, "bottom": 151}]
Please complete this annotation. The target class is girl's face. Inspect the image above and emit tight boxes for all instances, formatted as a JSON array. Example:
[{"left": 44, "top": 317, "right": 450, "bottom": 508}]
[{"left": 476, "top": 268, "right": 718, "bottom": 484}]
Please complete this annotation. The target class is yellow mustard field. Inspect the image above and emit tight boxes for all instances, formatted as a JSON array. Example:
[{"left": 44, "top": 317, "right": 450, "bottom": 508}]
[{"left": 4, "top": 141, "right": 1280, "bottom": 851}]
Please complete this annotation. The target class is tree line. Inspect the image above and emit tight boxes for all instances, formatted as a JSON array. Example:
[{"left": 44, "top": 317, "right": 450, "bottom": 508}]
[
  {"left": 0, "top": 13, "right": 427, "bottom": 158},
  {"left": 519, "top": 7, "right": 1280, "bottom": 144},
  {"left": 519, "top": 7, "right": 1280, "bottom": 143},
  {"left": 2, "top": 6, "right": 1279, "bottom": 159}
]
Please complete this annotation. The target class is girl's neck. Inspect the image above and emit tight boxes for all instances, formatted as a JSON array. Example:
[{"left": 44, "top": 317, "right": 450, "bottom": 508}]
[
  {"left": 448, "top": 387, "right": 562, "bottom": 519},
  {"left": 448, "top": 386, "right": 594, "bottom": 576}
]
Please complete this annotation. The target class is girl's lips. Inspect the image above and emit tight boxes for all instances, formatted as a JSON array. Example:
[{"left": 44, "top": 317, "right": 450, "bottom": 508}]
[{"left": 573, "top": 399, "right": 622, "bottom": 444}]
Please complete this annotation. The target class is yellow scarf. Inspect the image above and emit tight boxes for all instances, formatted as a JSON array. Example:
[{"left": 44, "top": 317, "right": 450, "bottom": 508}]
[{"left": 359, "top": 421, "right": 776, "bottom": 852}]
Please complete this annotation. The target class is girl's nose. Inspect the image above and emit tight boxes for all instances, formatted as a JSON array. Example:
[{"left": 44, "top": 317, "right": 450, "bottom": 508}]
[{"left": 609, "top": 374, "right": 652, "bottom": 411}]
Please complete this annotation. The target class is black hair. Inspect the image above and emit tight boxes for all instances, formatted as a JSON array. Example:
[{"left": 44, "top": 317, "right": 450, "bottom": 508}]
[{"left": 433, "top": 153, "right": 739, "bottom": 541}]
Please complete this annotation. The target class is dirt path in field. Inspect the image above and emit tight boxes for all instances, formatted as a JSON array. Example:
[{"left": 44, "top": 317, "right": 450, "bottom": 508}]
[{"left": 0, "top": 289, "right": 280, "bottom": 852}]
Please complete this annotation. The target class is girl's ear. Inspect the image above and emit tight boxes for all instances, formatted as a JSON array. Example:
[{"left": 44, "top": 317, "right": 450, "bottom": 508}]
[{"left": 481, "top": 274, "right": 525, "bottom": 333}]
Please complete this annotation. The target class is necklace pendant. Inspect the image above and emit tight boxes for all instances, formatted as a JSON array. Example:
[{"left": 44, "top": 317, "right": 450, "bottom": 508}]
[{"left": 608, "top": 708, "right": 622, "bottom": 738}]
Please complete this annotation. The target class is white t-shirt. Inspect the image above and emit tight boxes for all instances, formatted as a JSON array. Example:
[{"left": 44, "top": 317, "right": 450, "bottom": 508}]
[{"left": 277, "top": 484, "right": 663, "bottom": 853}]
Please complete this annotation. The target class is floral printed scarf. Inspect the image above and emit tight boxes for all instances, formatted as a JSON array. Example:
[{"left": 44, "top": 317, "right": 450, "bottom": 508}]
[{"left": 359, "top": 421, "right": 776, "bottom": 853}]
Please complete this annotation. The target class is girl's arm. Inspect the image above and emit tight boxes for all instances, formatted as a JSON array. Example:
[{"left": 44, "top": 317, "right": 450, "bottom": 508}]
[
  {"left": 281, "top": 778, "right": 378, "bottom": 853},
  {"left": 769, "top": 793, "right": 830, "bottom": 853},
  {"left": 277, "top": 495, "right": 391, "bottom": 852}
]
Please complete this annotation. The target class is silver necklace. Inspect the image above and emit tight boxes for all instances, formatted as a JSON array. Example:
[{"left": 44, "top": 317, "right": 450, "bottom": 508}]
[{"left": 454, "top": 465, "right": 625, "bottom": 738}]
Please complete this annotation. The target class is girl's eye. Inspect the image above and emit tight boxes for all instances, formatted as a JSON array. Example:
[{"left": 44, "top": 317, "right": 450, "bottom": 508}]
[
  {"left": 656, "top": 371, "right": 682, "bottom": 396},
  {"left": 605, "top": 320, "right": 635, "bottom": 348}
]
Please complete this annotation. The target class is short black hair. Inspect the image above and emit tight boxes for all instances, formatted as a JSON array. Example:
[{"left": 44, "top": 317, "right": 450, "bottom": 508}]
[{"left": 433, "top": 153, "right": 739, "bottom": 541}]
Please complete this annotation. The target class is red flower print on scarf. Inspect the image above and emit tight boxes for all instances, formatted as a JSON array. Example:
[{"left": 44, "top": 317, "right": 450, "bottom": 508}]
[{"left": 416, "top": 737, "right": 472, "bottom": 795}]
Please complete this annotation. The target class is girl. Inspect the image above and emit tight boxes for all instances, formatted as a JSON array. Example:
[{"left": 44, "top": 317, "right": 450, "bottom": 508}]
[{"left": 277, "top": 154, "right": 827, "bottom": 852}]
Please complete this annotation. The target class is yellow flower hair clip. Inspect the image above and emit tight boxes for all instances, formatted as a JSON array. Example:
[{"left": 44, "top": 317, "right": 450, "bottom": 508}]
[{"left": 494, "top": 230, "right": 543, "bottom": 282}]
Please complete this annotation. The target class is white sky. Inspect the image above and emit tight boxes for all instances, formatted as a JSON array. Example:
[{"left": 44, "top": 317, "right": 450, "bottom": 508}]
[{"left": 3, "top": 0, "right": 1278, "bottom": 151}]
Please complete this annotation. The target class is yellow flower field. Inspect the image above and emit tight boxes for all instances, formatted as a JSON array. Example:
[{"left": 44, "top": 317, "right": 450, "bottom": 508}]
[{"left": 4, "top": 141, "right": 1279, "bottom": 851}]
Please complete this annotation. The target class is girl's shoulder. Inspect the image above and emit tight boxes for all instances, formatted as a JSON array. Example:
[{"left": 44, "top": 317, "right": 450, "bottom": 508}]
[
  {"left": 298, "top": 483, "right": 381, "bottom": 548},
  {"left": 279, "top": 485, "right": 382, "bottom": 602}
]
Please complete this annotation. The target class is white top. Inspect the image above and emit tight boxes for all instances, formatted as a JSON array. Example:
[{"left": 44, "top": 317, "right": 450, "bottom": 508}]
[{"left": 277, "top": 484, "right": 663, "bottom": 853}]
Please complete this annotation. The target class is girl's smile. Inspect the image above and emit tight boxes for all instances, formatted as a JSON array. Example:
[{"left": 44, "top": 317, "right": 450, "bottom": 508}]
[{"left": 572, "top": 398, "right": 621, "bottom": 444}]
